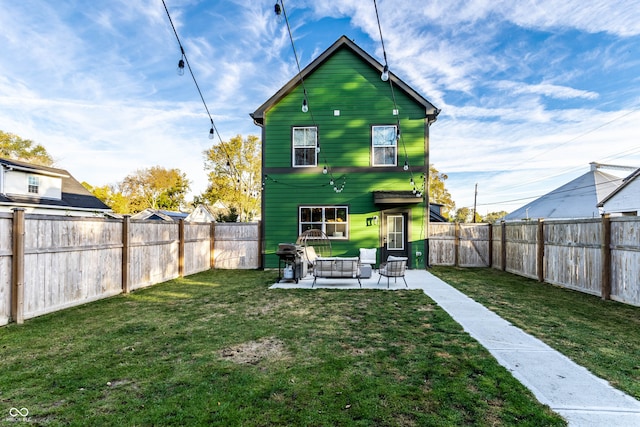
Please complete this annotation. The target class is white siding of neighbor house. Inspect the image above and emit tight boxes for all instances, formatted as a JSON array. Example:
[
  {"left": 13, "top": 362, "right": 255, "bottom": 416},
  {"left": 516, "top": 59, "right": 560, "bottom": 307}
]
[
  {"left": 601, "top": 177, "right": 640, "bottom": 215},
  {"left": 4, "top": 170, "right": 62, "bottom": 199}
]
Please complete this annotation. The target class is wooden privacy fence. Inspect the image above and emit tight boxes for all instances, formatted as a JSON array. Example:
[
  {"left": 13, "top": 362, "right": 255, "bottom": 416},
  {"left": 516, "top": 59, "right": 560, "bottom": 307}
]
[
  {"left": 0, "top": 210, "right": 261, "bottom": 325},
  {"left": 429, "top": 216, "right": 640, "bottom": 307}
]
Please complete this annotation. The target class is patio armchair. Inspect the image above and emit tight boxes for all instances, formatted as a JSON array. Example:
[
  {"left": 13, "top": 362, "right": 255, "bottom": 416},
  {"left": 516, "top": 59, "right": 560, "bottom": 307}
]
[{"left": 377, "top": 256, "right": 408, "bottom": 288}]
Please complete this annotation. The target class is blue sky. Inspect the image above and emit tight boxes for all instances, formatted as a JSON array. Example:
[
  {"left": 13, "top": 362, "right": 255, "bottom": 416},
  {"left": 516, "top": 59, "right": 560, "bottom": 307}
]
[{"left": 1, "top": 0, "right": 639, "bottom": 215}]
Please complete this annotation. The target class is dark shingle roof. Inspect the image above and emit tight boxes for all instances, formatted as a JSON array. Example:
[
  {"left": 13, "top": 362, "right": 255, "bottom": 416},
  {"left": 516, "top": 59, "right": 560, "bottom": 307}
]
[{"left": 0, "top": 157, "right": 111, "bottom": 211}]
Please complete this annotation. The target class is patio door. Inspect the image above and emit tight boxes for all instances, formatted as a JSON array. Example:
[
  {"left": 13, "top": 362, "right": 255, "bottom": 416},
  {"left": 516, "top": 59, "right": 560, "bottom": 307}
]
[{"left": 382, "top": 211, "right": 409, "bottom": 260}]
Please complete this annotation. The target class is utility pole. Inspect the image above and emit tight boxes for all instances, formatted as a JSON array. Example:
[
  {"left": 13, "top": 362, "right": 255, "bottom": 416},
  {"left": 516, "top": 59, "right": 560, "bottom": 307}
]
[{"left": 472, "top": 183, "right": 478, "bottom": 223}]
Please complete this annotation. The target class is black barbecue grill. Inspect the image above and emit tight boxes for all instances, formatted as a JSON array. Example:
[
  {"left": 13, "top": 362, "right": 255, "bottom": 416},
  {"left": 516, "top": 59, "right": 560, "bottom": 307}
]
[{"left": 276, "top": 243, "right": 304, "bottom": 283}]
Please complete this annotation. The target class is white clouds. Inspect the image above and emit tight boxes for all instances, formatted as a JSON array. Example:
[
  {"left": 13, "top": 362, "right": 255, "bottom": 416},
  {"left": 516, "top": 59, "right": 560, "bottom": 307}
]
[{"left": 0, "top": 0, "right": 639, "bottom": 214}]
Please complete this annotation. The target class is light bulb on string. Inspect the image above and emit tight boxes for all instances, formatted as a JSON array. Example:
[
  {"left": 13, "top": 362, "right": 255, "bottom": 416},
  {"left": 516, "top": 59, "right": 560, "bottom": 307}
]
[
  {"left": 274, "top": 2, "right": 282, "bottom": 18},
  {"left": 403, "top": 160, "right": 409, "bottom": 171},
  {"left": 329, "top": 179, "right": 334, "bottom": 186},
  {"left": 177, "top": 58, "right": 185, "bottom": 76},
  {"left": 381, "top": 64, "right": 389, "bottom": 82},
  {"left": 301, "top": 98, "right": 309, "bottom": 113},
  {"left": 322, "top": 165, "right": 328, "bottom": 175},
  {"left": 209, "top": 127, "right": 214, "bottom": 139}
]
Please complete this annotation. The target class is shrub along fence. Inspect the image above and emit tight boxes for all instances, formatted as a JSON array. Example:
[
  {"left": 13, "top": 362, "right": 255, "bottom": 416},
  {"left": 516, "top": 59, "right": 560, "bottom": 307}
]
[
  {"left": 0, "top": 210, "right": 260, "bottom": 325},
  {"left": 428, "top": 216, "right": 640, "bottom": 307}
]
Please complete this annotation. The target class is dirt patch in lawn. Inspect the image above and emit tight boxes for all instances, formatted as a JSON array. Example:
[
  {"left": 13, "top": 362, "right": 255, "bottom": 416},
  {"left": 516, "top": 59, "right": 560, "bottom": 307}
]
[{"left": 219, "top": 337, "right": 289, "bottom": 365}]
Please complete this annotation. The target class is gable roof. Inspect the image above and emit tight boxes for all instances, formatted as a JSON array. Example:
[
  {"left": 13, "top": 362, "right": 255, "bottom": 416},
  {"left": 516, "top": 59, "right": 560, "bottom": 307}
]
[
  {"left": 131, "top": 208, "right": 189, "bottom": 221},
  {"left": 0, "top": 157, "right": 111, "bottom": 212},
  {"left": 251, "top": 35, "right": 439, "bottom": 126},
  {"left": 597, "top": 167, "right": 640, "bottom": 207},
  {"left": 504, "top": 167, "right": 622, "bottom": 220}
]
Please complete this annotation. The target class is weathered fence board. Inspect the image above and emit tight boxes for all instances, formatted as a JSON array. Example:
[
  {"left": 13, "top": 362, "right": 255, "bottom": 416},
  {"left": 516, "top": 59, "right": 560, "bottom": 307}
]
[
  {"left": 184, "top": 223, "right": 212, "bottom": 275},
  {"left": 459, "top": 224, "right": 490, "bottom": 267},
  {"left": 610, "top": 218, "right": 640, "bottom": 305},
  {"left": 22, "top": 217, "right": 123, "bottom": 319},
  {"left": 504, "top": 222, "right": 538, "bottom": 279},
  {"left": 0, "top": 214, "right": 11, "bottom": 325},
  {"left": 544, "top": 220, "right": 602, "bottom": 296},
  {"left": 128, "top": 221, "right": 180, "bottom": 291},
  {"left": 213, "top": 223, "right": 260, "bottom": 269},
  {"left": 428, "top": 223, "right": 456, "bottom": 266}
]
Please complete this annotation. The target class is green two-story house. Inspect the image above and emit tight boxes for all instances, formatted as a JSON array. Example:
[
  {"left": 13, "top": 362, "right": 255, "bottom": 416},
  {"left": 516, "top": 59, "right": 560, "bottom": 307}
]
[{"left": 251, "top": 36, "right": 439, "bottom": 269}]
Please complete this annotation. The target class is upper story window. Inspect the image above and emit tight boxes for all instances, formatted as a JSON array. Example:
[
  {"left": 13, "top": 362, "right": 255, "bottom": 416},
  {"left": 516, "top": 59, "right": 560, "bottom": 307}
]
[
  {"left": 28, "top": 175, "right": 39, "bottom": 194},
  {"left": 292, "top": 126, "right": 318, "bottom": 167},
  {"left": 372, "top": 125, "right": 397, "bottom": 166}
]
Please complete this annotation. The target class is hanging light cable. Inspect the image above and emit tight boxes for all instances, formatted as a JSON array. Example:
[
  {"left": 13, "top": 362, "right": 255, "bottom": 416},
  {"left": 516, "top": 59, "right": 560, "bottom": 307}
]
[
  {"left": 373, "top": 0, "right": 417, "bottom": 194},
  {"left": 162, "top": 0, "right": 253, "bottom": 193},
  {"left": 278, "top": 0, "right": 342, "bottom": 191}
]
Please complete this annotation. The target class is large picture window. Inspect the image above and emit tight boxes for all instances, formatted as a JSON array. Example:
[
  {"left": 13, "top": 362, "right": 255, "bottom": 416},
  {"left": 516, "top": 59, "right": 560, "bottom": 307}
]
[
  {"left": 372, "top": 125, "right": 397, "bottom": 166},
  {"left": 292, "top": 126, "right": 318, "bottom": 167},
  {"left": 299, "top": 206, "right": 348, "bottom": 239}
]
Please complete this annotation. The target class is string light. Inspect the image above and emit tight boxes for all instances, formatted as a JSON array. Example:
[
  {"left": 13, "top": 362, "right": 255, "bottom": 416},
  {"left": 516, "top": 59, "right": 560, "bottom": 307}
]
[
  {"left": 381, "top": 64, "right": 389, "bottom": 82},
  {"left": 177, "top": 47, "right": 185, "bottom": 76},
  {"left": 374, "top": 0, "right": 420, "bottom": 193},
  {"left": 162, "top": 0, "right": 257, "bottom": 198},
  {"left": 277, "top": 0, "right": 343, "bottom": 191}
]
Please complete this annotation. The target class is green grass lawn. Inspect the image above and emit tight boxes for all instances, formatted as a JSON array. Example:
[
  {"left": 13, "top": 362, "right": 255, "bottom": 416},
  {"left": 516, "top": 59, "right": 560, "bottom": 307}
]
[
  {"left": 430, "top": 266, "right": 640, "bottom": 401},
  {"left": 0, "top": 269, "right": 564, "bottom": 426}
]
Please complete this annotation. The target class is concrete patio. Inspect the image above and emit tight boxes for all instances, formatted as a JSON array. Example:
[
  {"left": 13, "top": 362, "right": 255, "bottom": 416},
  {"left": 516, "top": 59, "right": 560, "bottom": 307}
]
[{"left": 270, "top": 269, "right": 640, "bottom": 427}]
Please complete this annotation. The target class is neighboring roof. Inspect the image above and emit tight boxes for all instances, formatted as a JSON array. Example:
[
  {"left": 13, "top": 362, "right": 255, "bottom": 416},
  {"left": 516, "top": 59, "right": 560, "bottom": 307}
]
[
  {"left": 251, "top": 35, "right": 439, "bottom": 126},
  {"left": 0, "top": 157, "right": 111, "bottom": 212},
  {"left": 504, "top": 167, "right": 623, "bottom": 220},
  {"left": 131, "top": 208, "right": 189, "bottom": 221},
  {"left": 430, "top": 204, "right": 447, "bottom": 223},
  {"left": 597, "top": 167, "right": 640, "bottom": 207}
]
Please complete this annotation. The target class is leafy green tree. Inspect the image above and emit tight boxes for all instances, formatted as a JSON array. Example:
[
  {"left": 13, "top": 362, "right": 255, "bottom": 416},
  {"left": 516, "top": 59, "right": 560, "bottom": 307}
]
[
  {"left": 202, "top": 135, "right": 261, "bottom": 222},
  {"left": 482, "top": 211, "right": 509, "bottom": 224},
  {"left": 429, "top": 164, "right": 455, "bottom": 219},
  {"left": 120, "top": 166, "right": 190, "bottom": 213},
  {"left": 454, "top": 207, "right": 471, "bottom": 223},
  {"left": 0, "top": 130, "right": 54, "bottom": 166}
]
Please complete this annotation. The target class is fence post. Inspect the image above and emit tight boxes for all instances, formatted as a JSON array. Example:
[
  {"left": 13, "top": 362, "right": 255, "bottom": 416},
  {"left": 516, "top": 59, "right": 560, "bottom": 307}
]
[
  {"left": 601, "top": 214, "right": 611, "bottom": 300},
  {"left": 210, "top": 222, "right": 216, "bottom": 269},
  {"left": 122, "top": 215, "right": 130, "bottom": 294},
  {"left": 487, "top": 223, "right": 493, "bottom": 268},
  {"left": 454, "top": 222, "right": 460, "bottom": 267},
  {"left": 257, "top": 220, "right": 263, "bottom": 269},
  {"left": 10, "top": 208, "right": 25, "bottom": 324},
  {"left": 501, "top": 221, "right": 506, "bottom": 271},
  {"left": 537, "top": 219, "right": 545, "bottom": 282},
  {"left": 178, "top": 219, "right": 185, "bottom": 277}
]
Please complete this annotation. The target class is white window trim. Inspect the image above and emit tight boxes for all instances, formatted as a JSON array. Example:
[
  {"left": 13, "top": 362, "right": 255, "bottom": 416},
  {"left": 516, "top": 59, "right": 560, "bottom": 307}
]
[
  {"left": 387, "top": 214, "right": 405, "bottom": 250},
  {"left": 371, "top": 125, "right": 398, "bottom": 167},
  {"left": 299, "top": 206, "right": 349, "bottom": 239},
  {"left": 292, "top": 126, "right": 318, "bottom": 168},
  {"left": 28, "top": 175, "right": 39, "bottom": 194}
]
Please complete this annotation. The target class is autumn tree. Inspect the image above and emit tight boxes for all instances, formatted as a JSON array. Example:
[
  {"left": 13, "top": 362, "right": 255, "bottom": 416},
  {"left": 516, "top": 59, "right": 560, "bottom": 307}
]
[
  {"left": 0, "top": 130, "right": 54, "bottom": 166},
  {"left": 428, "top": 164, "right": 455, "bottom": 219},
  {"left": 202, "top": 135, "right": 261, "bottom": 222},
  {"left": 82, "top": 182, "right": 131, "bottom": 214},
  {"left": 120, "top": 166, "right": 190, "bottom": 213}
]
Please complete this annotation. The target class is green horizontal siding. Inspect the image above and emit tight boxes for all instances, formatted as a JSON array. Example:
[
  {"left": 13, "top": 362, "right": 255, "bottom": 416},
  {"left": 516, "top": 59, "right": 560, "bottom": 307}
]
[{"left": 262, "top": 47, "right": 429, "bottom": 268}]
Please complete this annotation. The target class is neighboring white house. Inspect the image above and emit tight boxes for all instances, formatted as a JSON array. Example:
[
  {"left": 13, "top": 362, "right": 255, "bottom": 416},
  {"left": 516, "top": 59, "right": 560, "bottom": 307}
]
[
  {"left": 503, "top": 163, "right": 627, "bottom": 221},
  {"left": 598, "top": 168, "right": 640, "bottom": 216},
  {"left": 0, "top": 157, "right": 111, "bottom": 216}
]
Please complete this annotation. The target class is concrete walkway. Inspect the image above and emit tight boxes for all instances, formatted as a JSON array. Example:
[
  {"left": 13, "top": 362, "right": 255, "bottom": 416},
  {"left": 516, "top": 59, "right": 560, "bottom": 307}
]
[{"left": 271, "top": 269, "right": 640, "bottom": 426}]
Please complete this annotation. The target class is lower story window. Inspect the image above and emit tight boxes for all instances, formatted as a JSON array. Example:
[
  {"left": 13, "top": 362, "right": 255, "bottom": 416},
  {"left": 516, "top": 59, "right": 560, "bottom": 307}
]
[{"left": 299, "top": 206, "right": 348, "bottom": 239}]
